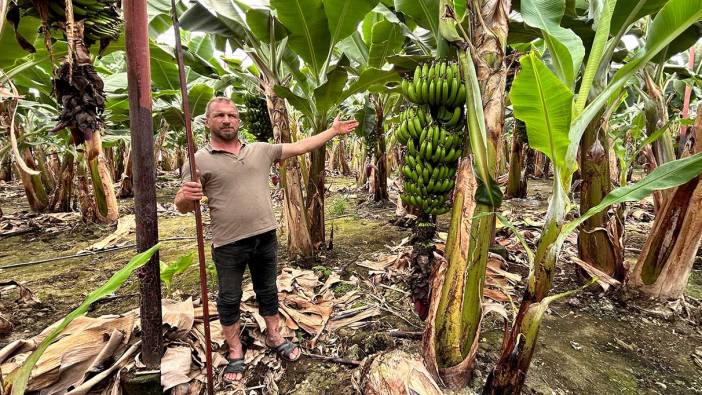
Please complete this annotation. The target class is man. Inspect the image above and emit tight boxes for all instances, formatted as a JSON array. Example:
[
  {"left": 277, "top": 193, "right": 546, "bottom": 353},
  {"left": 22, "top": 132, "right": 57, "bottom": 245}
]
[{"left": 175, "top": 97, "right": 358, "bottom": 383}]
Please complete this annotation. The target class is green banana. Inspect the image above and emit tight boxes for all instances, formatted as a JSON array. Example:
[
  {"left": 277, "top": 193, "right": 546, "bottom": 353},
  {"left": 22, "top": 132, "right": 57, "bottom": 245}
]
[
  {"left": 446, "top": 106, "right": 462, "bottom": 126},
  {"left": 454, "top": 85, "right": 466, "bottom": 107},
  {"left": 428, "top": 80, "right": 436, "bottom": 106},
  {"left": 412, "top": 117, "right": 422, "bottom": 138},
  {"left": 408, "top": 84, "right": 418, "bottom": 103},
  {"left": 406, "top": 155, "right": 416, "bottom": 169},
  {"left": 408, "top": 139, "right": 417, "bottom": 155}
]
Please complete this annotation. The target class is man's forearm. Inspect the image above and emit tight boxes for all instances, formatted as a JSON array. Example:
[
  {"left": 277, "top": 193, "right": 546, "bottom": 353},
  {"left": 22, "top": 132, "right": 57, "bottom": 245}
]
[{"left": 298, "top": 127, "right": 339, "bottom": 153}]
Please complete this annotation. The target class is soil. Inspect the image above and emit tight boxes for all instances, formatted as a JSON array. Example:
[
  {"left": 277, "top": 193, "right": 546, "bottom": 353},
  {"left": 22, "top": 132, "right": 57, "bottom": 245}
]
[{"left": 1, "top": 173, "right": 701, "bottom": 394}]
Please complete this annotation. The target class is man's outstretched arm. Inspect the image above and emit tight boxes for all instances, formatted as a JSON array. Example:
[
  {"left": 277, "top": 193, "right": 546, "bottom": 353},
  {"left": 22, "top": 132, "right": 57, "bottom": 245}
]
[{"left": 280, "top": 115, "right": 358, "bottom": 161}]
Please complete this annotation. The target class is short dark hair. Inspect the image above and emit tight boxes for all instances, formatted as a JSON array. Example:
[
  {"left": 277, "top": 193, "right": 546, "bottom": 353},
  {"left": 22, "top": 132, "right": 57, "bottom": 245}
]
[{"left": 205, "top": 97, "right": 238, "bottom": 117}]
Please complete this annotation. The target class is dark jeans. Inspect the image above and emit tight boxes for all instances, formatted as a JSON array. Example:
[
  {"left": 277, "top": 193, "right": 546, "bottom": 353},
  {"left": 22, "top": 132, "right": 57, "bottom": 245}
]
[{"left": 211, "top": 230, "right": 278, "bottom": 326}]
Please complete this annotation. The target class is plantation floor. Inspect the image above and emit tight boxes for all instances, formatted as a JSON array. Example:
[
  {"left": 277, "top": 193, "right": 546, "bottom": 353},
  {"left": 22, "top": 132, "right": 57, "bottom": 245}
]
[{"left": 1, "top": 173, "right": 701, "bottom": 394}]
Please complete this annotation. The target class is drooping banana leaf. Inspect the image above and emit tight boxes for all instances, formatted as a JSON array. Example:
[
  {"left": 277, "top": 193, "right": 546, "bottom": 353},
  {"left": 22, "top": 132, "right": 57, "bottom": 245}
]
[
  {"left": 7, "top": 244, "right": 161, "bottom": 395},
  {"left": 559, "top": 152, "right": 702, "bottom": 243}
]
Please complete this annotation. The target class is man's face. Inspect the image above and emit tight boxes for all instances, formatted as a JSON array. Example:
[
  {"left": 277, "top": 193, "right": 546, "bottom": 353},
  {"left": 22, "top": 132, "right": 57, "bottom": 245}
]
[{"left": 206, "top": 101, "right": 240, "bottom": 141}]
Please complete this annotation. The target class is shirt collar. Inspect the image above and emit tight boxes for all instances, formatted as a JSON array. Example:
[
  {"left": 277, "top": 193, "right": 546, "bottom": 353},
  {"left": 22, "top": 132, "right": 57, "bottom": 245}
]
[{"left": 205, "top": 141, "right": 246, "bottom": 154}]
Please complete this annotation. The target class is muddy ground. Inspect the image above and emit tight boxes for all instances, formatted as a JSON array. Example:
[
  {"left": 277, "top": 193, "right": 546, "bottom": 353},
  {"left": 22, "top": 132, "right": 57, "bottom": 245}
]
[{"left": 1, "top": 172, "right": 701, "bottom": 394}]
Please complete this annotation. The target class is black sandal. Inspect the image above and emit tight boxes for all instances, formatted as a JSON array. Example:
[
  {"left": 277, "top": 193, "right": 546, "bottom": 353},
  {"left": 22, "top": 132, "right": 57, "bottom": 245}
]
[
  {"left": 266, "top": 339, "right": 301, "bottom": 361},
  {"left": 223, "top": 357, "right": 246, "bottom": 383}
]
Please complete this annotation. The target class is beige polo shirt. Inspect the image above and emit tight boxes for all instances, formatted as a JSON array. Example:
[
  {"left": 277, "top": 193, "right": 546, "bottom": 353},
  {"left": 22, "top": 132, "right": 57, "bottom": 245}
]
[{"left": 182, "top": 142, "right": 283, "bottom": 248}]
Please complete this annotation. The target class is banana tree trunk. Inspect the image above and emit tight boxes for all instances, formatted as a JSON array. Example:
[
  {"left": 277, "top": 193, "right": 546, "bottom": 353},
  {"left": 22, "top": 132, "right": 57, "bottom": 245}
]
[
  {"left": 626, "top": 105, "right": 702, "bottom": 299},
  {"left": 76, "top": 152, "right": 97, "bottom": 223},
  {"left": 471, "top": 0, "right": 510, "bottom": 237},
  {"left": 118, "top": 147, "right": 133, "bottom": 198},
  {"left": 339, "top": 137, "right": 352, "bottom": 176},
  {"left": 372, "top": 96, "right": 388, "bottom": 202},
  {"left": 505, "top": 119, "right": 527, "bottom": 198},
  {"left": 307, "top": 142, "right": 326, "bottom": 247},
  {"left": 85, "top": 131, "right": 119, "bottom": 223},
  {"left": 265, "top": 87, "right": 315, "bottom": 260},
  {"left": 644, "top": 72, "right": 676, "bottom": 167},
  {"left": 426, "top": 158, "right": 491, "bottom": 388},
  {"left": 484, "top": 217, "right": 562, "bottom": 394},
  {"left": 533, "top": 152, "right": 544, "bottom": 178},
  {"left": 114, "top": 141, "right": 126, "bottom": 181},
  {"left": 1, "top": 157, "right": 12, "bottom": 181},
  {"left": 34, "top": 148, "right": 56, "bottom": 194},
  {"left": 577, "top": 116, "right": 625, "bottom": 280},
  {"left": 16, "top": 146, "right": 49, "bottom": 212},
  {"left": 176, "top": 146, "right": 184, "bottom": 178},
  {"left": 153, "top": 119, "right": 167, "bottom": 171},
  {"left": 49, "top": 152, "right": 75, "bottom": 212}
]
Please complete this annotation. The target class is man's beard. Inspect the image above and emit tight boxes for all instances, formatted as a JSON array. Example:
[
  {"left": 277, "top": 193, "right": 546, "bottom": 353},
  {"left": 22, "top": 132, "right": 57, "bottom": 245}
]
[{"left": 213, "top": 127, "right": 238, "bottom": 141}]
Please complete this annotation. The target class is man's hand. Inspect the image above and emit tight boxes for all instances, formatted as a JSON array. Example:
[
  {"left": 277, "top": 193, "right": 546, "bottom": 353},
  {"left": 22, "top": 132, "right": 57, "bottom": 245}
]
[
  {"left": 175, "top": 180, "right": 203, "bottom": 213},
  {"left": 331, "top": 114, "right": 359, "bottom": 136},
  {"left": 181, "top": 181, "right": 203, "bottom": 201}
]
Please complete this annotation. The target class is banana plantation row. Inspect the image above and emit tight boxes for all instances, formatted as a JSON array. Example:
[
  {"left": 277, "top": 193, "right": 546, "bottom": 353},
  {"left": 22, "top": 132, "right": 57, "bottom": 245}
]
[{"left": 1, "top": 0, "right": 701, "bottom": 393}]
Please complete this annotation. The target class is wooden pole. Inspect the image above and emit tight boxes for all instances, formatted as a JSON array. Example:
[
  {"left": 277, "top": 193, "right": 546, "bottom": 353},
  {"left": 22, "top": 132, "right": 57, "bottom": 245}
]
[
  {"left": 170, "top": 2, "right": 215, "bottom": 394},
  {"left": 123, "top": 0, "right": 163, "bottom": 370}
]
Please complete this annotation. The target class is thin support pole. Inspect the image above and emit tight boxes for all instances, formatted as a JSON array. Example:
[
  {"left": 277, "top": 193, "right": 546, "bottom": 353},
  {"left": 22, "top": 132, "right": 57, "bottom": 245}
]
[{"left": 170, "top": 2, "right": 214, "bottom": 394}]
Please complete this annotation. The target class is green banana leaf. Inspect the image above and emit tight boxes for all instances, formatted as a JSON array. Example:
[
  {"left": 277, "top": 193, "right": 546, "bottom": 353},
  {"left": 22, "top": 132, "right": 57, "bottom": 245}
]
[
  {"left": 245, "top": 8, "right": 289, "bottom": 43},
  {"left": 566, "top": 0, "right": 702, "bottom": 170},
  {"left": 8, "top": 244, "right": 161, "bottom": 395},
  {"left": 510, "top": 52, "right": 573, "bottom": 183},
  {"left": 314, "top": 66, "right": 348, "bottom": 116},
  {"left": 180, "top": 2, "right": 238, "bottom": 38},
  {"left": 368, "top": 19, "right": 405, "bottom": 69},
  {"left": 573, "top": 0, "right": 615, "bottom": 115},
  {"left": 270, "top": 0, "right": 331, "bottom": 77},
  {"left": 324, "top": 0, "right": 379, "bottom": 54},
  {"left": 274, "top": 85, "right": 315, "bottom": 120},
  {"left": 610, "top": 0, "right": 669, "bottom": 36},
  {"left": 338, "top": 68, "right": 400, "bottom": 102},
  {"left": 338, "top": 32, "right": 370, "bottom": 66},
  {"left": 394, "top": 0, "right": 439, "bottom": 41},
  {"left": 160, "top": 252, "right": 195, "bottom": 293},
  {"left": 188, "top": 83, "right": 215, "bottom": 119},
  {"left": 519, "top": 0, "right": 584, "bottom": 87},
  {"left": 559, "top": 153, "right": 702, "bottom": 244},
  {"left": 0, "top": 14, "right": 39, "bottom": 69}
]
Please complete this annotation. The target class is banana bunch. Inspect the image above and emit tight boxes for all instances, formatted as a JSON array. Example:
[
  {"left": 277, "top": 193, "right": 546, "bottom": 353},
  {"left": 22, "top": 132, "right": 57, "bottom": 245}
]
[
  {"left": 396, "top": 60, "right": 467, "bottom": 216},
  {"left": 399, "top": 122, "right": 462, "bottom": 215},
  {"left": 242, "top": 95, "right": 274, "bottom": 142},
  {"left": 401, "top": 61, "right": 467, "bottom": 109},
  {"left": 44, "top": 0, "right": 123, "bottom": 43}
]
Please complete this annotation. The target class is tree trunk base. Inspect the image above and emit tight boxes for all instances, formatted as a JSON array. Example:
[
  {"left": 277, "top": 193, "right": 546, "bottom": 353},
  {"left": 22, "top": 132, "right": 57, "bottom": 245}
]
[{"left": 359, "top": 350, "right": 441, "bottom": 395}]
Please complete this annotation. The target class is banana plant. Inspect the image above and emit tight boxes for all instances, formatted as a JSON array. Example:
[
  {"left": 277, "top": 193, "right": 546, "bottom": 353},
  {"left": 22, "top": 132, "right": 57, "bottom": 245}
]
[
  {"left": 345, "top": 8, "right": 406, "bottom": 202},
  {"left": 482, "top": 0, "right": 702, "bottom": 392},
  {"left": 420, "top": 1, "right": 504, "bottom": 387}
]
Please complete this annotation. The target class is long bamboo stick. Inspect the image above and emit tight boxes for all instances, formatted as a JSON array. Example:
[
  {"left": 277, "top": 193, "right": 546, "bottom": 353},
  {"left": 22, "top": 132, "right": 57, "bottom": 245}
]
[{"left": 169, "top": 2, "right": 214, "bottom": 394}]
